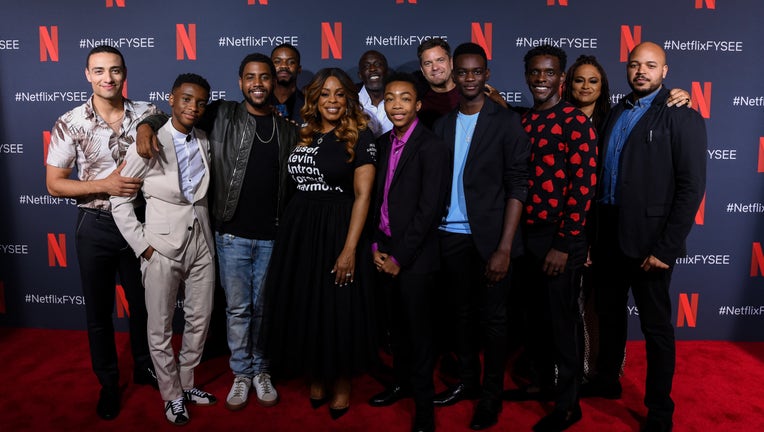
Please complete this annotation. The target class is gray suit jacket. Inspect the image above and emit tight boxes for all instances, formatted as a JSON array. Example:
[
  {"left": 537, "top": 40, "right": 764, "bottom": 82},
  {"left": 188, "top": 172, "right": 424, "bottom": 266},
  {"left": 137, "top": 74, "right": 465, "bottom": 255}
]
[{"left": 112, "top": 119, "right": 214, "bottom": 261}]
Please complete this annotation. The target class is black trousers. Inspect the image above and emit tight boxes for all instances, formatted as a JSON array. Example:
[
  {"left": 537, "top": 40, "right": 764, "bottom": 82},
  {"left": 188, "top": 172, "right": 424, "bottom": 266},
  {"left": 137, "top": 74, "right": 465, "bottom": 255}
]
[
  {"left": 439, "top": 231, "right": 508, "bottom": 401},
  {"left": 75, "top": 208, "right": 152, "bottom": 388},
  {"left": 592, "top": 205, "right": 675, "bottom": 421},
  {"left": 378, "top": 269, "right": 436, "bottom": 419},
  {"left": 514, "top": 224, "right": 586, "bottom": 412}
]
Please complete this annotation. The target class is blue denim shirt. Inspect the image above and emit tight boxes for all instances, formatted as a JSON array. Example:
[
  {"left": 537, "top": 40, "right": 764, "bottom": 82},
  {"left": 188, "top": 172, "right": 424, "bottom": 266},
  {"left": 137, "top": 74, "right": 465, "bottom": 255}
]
[{"left": 599, "top": 87, "right": 661, "bottom": 204}]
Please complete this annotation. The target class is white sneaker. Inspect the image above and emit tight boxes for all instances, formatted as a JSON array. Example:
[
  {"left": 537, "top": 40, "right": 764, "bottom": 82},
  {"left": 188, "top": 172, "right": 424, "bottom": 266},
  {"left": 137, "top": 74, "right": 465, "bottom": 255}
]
[
  {"left": 253, "top": 373, "right": 279, "bottom": 407},
  {"left": 164, "top": 397, "right": 189, "bottom": 426},
  {"left": 225, "top": 376, "right": 252, "bottom": 411}
]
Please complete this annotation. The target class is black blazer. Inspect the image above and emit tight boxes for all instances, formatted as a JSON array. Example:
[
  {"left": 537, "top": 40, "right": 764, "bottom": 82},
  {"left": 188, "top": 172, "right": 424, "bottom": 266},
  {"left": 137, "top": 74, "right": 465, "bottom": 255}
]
[
  {"left": 594, "top": 86, "right": 707, "bottom": 264},
  {"left": 372, "top": 122, "right": 449, "bottom": 274},
  {"left": 434, "top": 98, "right": 531, "bottom": 261}
]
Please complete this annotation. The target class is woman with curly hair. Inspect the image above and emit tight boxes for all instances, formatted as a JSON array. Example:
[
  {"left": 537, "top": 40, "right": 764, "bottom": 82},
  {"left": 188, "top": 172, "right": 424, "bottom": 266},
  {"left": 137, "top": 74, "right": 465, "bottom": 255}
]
[
  {"left": 262, "top": 67, "right": 377, "bottom": 419},
  {"left": 563, "top": 55, "right": 612, "bottom": 134}
]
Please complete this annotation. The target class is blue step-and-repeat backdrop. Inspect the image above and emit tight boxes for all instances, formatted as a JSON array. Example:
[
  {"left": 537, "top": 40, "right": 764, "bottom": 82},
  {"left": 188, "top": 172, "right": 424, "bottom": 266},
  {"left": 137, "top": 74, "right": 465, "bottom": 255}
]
[{"left": 0, "top": 0, "right": 762, "bottom": 340}]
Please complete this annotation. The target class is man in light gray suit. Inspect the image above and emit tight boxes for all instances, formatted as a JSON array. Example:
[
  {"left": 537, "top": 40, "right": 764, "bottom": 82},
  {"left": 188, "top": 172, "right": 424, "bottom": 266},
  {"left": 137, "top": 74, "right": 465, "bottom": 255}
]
[{"left": 112, "top": 73, "right": 217, "bottom": 426}]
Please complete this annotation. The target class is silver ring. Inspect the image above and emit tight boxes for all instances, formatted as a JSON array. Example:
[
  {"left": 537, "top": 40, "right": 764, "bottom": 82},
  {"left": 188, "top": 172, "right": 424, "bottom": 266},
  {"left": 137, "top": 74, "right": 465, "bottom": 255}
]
[{"left": 346, "top": 273, "right": 352, "bottom": 277}]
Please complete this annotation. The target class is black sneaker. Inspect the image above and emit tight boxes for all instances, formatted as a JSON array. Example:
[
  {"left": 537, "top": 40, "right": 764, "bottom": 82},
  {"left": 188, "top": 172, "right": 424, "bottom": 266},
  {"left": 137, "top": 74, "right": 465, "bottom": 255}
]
[
  {"left": 164, "top": 397, "right": 189, "bottom": 426},
  {"left": 183, "top": 387, "right": 218, "bottom": 405}
]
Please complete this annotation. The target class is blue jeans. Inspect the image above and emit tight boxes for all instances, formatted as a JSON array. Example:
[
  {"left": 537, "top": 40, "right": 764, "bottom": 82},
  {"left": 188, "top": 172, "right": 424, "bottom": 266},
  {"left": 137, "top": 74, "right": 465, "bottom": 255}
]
[{"left": 215, "top": 232, "right": 273, "bottom": 377}]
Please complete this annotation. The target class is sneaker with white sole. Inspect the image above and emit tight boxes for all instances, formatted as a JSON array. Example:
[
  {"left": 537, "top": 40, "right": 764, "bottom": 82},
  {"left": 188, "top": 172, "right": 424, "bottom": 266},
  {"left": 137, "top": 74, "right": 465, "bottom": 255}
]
[
  {"left": 253, "top": 373, "right": 279, "bottom": 407},
  {"left": 225, "top": 376, "right": 252, "bottom": 411},
  {"left": 183, "top": 387, "right": 217, "bottom": 405},
  {"left": 164, "top": 397, "right": 189, "bottom": 426}
]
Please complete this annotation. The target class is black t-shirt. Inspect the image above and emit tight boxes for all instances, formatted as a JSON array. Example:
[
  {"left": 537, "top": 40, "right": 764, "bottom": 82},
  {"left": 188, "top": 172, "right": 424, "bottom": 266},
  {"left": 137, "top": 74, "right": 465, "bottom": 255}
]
[
  {"left": 218, "top": 114, "right": 279, "bottom": 240},
  {"left": 288, "top": 128, "right": 376, "bottom": 197}
]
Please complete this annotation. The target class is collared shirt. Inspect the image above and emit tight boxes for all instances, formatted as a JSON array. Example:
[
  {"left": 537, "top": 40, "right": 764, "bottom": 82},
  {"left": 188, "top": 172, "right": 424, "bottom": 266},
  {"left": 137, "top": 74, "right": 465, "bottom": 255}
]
[
  {"left": 441, "top": 111, "right": 479, "bottom": 234},
  {"left": 359, "top": 85, "right": 393, "bottom": 138},
  {"left": 170, "top": 124, "right": 206, "bottom": 203},
  {"left": 47, "top": 95, "right": 159, "bottom": 210},
  {"left": 379, "top": 118, "right": 419, "bottom": 236},
  {"left": 600, "top": 87, "right": 660, "bottom": 205}
]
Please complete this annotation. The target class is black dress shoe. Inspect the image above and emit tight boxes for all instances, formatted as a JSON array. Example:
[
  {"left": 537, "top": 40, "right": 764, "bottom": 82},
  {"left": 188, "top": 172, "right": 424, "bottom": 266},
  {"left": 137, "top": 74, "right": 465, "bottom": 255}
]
[
  {"left": 134, "top": 366, "right": 159, "bottom": 390},
  {"left": 502, "top": 386, "right": 553, "bottom": 402},
  {"left": 96, "top": 386, "right": 121, "bottom": 420},
  {"left": 310, "top": 396, "right": 330, "bottom": 409},
  {"left": 329, "top": 405, "right": 349, "bottom": 420},
  {"left": 579, "top": 379, "right": 622, "bottom": 399},
  {"left": 433, "top": 383, "right": 480, "bottom": 407},
  {"left": 369, "top": 384, "right": 411, "bottom": 407},
  {"left": 469, "top": 399, "right": 502, "bottom": 430},
  {"left": 533, "top": 404, "right": 582, "bottom": 432},
  {"left": 412, "top": 413, "right": 435, "bottom": 432}
]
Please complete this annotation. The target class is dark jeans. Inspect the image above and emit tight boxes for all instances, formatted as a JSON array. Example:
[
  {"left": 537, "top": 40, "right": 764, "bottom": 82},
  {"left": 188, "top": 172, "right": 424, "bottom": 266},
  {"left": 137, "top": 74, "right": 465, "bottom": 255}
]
[
  {"left": 75, "top": 208, "right": 151, "bottom": 388},
  {"left": 439, "top": 231, "right": 508, "bottom": 401},
  {"left": 514, "top": 224, "right": 586, "bottom": 412},
  {"left": 592, "top": 205, "right": 676, "bottom": 421}
]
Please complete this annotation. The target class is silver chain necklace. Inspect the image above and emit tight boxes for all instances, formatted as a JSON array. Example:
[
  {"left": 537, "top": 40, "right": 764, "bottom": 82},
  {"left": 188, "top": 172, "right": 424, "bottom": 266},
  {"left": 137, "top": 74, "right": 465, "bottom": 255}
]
[
  {"left": 316, "top": 128, "right": 335, "bottom": 144},
  {"left": 457, "top": 112, "right": 478, "bottom": 144},
  {"left": 254, "top": 114, "right": 276, "bottom": 143}
]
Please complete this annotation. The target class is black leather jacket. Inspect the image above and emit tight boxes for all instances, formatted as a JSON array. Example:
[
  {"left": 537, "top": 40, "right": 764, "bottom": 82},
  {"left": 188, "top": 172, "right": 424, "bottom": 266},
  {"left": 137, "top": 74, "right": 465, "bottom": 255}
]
[{"left": 142, "top": 100, "right": 299, "bottom": 229}]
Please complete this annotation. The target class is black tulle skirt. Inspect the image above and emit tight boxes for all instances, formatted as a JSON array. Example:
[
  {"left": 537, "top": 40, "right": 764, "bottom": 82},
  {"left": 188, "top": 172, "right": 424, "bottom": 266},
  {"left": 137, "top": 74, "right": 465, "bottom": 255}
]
[{"left": 261, "top": 191, "right": 377, "bottom": 382}]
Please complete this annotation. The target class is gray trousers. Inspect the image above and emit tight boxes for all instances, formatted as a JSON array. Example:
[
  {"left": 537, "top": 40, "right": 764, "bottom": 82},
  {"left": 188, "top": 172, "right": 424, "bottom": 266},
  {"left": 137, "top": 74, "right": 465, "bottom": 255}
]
[{"left": 142, "top": 220, "right": 215, "bottom": 402}]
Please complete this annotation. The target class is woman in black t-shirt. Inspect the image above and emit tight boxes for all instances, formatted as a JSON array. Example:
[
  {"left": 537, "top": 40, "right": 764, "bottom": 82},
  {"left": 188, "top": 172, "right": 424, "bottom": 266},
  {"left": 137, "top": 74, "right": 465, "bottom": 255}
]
[{"left": 262, "top": 68, "right": 377, "bottom": 419}]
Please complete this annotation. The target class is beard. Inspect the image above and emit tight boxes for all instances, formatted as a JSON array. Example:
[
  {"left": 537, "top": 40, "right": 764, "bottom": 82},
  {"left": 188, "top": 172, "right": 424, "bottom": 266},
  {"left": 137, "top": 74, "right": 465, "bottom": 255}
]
[
  {"left": 630, "top": 76, "right": 661, "bottom": 98},
  {"left": 276, "top": 74, "right": 296, "bottom": 87},
  {"left": 242, "top": 90, "right": 270, "bottom": 111}
]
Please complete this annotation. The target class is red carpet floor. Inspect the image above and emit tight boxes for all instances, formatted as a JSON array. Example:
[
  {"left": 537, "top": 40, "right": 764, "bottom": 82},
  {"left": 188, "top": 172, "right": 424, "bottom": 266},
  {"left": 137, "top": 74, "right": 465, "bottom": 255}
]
[{"left": 1, "top": 328, "right": 762, "bottom": 431}]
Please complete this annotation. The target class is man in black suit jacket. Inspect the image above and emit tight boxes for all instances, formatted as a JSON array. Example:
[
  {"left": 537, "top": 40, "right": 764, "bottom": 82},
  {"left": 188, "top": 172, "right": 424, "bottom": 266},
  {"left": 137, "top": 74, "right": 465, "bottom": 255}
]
[
  {"left": 586, "top": 42, "right": 706, "bottom": 432},
  {"left": 367, "top": 73, "right": 449, "bottom": 432},
  {"left": 432, "top": 43, "right": 531, "bottom": 430}
]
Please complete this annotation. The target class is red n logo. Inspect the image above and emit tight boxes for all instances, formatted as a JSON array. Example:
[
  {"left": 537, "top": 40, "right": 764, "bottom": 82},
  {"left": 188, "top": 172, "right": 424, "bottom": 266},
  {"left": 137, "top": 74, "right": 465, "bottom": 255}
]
[
  {"left": 677, "top": 293, "right": 699, "bottom": 327},
  {"left": 176, "top": 24, "right": 197, "bottom": 60},
  {"left": 0, "top": 281, "right": 6, "bottom": 314},
  {"left": 471, "top": 23, "right": 492, "bottom": 60},
  {"left": 39, "top": 26, "right": 59, "bottom": 62},
  {"left": 691, "top": 82, "right": 712, "bottom": 119},
  {"left": 758, "top": 138, "right": 764, "bottom": 173},
  {"left": 694, "top": 193, "right": 705, "bottom": 225},
  {"left": 321, "top": 22, "right": 342, "bottom": 60},
  {"left": 751, "top": 242, "right": 764, "bottom": 277},
  {"left": 247, "top": 0, "right": 268, "bottom": 4},
  {"left": 619, "top": 25, "right": 641, "bottom": 62},
  {"left": 695, "top": 0, "right": 715, "bottom": 8},
  {"left": 43, "top": 131, "right": 51, "bottom": 166},
  {"left": 115, "top": 284, "right": 130, "bottom": 318},
  {"left": 396, "top": 0, "right": 417, "bottom": 3},
  {"left": 47, "top": 233, "right": 67, "bottom": 267},
  {"left": 105, "top": 0, "right": 126, "bottom": 7},
  {"left": 547, "top": 0, "right": 568, "bottom": 5}
]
